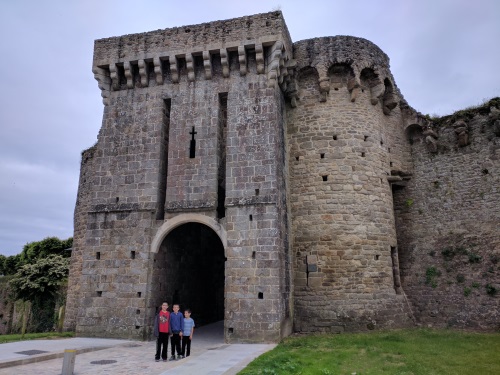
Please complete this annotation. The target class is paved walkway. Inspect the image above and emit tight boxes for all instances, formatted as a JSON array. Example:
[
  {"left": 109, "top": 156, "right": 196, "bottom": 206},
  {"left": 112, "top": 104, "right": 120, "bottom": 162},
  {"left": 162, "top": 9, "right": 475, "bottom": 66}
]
[{"left": 0, "top": 322, "right": 275, "bottom": 375}]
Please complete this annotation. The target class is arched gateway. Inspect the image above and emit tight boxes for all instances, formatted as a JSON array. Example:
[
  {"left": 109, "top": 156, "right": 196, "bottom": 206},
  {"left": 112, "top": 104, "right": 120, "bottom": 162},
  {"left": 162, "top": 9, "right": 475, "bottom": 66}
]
[
  {"left": 67, "top": 8, "right": 500, "bottom": 343},
  {"left": 150, "top": 215, "right": 226, "bottom": 327}
]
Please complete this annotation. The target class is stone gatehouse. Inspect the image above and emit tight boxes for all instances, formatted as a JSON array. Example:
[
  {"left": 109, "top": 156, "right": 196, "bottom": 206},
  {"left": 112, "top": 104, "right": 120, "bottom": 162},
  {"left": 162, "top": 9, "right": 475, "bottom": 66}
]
[{"left": 64, "top": 11, "right": 499, "bottom": 342}]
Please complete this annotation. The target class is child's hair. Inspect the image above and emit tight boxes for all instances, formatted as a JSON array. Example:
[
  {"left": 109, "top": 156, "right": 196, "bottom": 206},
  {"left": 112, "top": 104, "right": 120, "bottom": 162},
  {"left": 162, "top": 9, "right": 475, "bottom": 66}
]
[{"left": 185, "top": 308, "right": 191, "bottom": 314}]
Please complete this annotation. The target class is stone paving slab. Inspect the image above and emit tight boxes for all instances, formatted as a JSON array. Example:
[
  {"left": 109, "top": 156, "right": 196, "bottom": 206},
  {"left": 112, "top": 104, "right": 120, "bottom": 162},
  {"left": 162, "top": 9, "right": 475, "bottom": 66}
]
[
  {"left": 0, "top": 322, "right": 275, "bottom": 375},
  {"left": 0, "top": 341, "right": 274, "bottom": 375},
  {"left": 0, "top": 338, "right": 134, "bottom": 369},
  {"left": 159, "top": 344, "right": 275, "bottom": 375}
]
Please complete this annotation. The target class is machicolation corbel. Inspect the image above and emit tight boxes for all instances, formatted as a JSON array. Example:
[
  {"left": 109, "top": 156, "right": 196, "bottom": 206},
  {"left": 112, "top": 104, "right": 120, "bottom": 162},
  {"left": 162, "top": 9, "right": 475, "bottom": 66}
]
[
  {"left": 202, "top": 51, "right": 212, "bottom": 80},
  {"left": 423, "top": 126, "right": 439, "bottom": 153},
  {"left": 185, "top": 54, "right": 195, "bottom": 82},
  {"left": 220, "top": 49, "right": 230, "bottom": 78},
  {"left": 283, "top": 60, "right": 298, "bottom": 107},
  {"left": 92, "top": 66, "right": 111, "bottom": 105},
  {"left": 123, "top": 61, "right": 133, "bottom": 89},
  {"left": 453, "top": 120, "right": 470, "bottom": 147},
  {"left": 318, "top": 76, "right": 330, "bottom": 102},
  {"left": 370, "top": 80, "right": 385, "bottom": 106},
  {"left": 489, "top": 106, "right": 500, "bottom": 137},
  {"left": 238, "top": 46, "right": 247, "bottom": 76},
  {"left": 109, "top": 64, "right": 120, "bottom": 91},
  {"left": 255, "top": 44, "right": 265, "bottom": 74},
  {"left": 153, "top": 57, "right": 164, "bottom": 85},
  {"left": 170, "top": 57, "right": 179, "bottom": 83},
  {"left": 316, "top": 64, "right": 330, "bottom": 102},
  {"left": 138, "top": 60, "right": 149, "bottom": 87},
  {"left": 348, "top": 76, "right": 361, "bottom": 102},
  {"left": 382, "top": 79, "right": 398, "bottom": 115},
  {"left": 267, "top": 41, "right": 284, "bottom": 88}
]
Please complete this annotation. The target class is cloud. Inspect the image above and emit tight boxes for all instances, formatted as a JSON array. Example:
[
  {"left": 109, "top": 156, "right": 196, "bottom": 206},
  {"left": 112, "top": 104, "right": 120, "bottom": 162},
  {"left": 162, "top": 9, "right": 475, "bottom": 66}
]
[
  {"left": 0, "top": 159, "right": 76, "bottom": 254},
  {"left": 0, "top": 0, "right": 499, "bottom": 255}
]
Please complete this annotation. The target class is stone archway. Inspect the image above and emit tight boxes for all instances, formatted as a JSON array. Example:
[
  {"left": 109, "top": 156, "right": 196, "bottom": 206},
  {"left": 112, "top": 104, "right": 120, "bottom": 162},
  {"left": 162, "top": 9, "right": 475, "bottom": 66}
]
[{"left": 150, "top": 218, "right": 226, "bottom": 327}]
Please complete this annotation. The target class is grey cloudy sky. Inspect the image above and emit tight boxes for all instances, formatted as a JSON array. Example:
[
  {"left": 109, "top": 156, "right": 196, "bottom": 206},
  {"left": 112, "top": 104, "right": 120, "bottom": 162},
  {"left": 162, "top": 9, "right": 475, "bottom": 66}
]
[{"left": 1, "top": 0, "right": 499, "bottom": 256}]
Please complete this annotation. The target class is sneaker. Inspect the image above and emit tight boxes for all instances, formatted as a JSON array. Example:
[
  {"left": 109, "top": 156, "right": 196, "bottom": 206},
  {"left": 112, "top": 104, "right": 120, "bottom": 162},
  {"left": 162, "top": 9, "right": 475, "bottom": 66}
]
[
  {"left": 155, "top": 359, "right": 160, "bottom": 362},
  {"left": 170, "top": 355, "right": 176, "bottom": 361},
  {"left": 178, "top": 355, "right": 185, "bottom": 359},
  {"left": 163, "top": 359, "right": 168, "bottom": 362}
]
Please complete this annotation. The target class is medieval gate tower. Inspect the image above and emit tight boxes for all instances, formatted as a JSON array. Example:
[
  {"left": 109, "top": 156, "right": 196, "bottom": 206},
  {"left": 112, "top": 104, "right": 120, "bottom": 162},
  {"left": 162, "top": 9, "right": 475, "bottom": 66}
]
[{"left": 64, "top": 11, "right": 500, "bottom": 341}]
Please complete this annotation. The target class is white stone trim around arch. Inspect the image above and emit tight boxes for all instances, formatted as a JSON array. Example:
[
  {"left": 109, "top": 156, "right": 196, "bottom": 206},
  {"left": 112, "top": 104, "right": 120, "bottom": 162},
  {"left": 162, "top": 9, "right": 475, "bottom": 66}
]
[{"left": 150, "top": 213, "right": 227, "bottom": 254}]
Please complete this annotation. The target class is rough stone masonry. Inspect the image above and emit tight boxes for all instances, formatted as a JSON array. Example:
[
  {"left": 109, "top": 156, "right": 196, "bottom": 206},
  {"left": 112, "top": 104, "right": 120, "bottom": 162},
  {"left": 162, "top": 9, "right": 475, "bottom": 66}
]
[{"left": 64, "top": 11, "right": 499, "bottom": 342}]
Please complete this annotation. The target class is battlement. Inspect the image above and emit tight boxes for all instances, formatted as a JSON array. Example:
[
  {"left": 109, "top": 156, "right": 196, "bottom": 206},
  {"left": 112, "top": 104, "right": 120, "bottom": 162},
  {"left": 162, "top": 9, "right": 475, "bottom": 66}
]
[
  {"left": 291, "top": 36, "right": 399, "bottom": 112},
  {"left": 66, "top": 11, "right": 499, "bottom": 341},
  {"left": 92, "top": 11, "right": 294, "bottom": 104}
]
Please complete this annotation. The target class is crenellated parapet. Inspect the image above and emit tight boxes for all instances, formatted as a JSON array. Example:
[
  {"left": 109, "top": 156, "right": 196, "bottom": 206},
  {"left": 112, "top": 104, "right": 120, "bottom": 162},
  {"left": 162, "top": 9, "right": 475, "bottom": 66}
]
[
  {"left": 93, "top": 40, "right": 294, "bottom": 105},
  {"left": 92, "top": 12, "right": 294, "bottom": 105},
  {"left": 291, "top": 36, "right": 402, "bottom": 114}
]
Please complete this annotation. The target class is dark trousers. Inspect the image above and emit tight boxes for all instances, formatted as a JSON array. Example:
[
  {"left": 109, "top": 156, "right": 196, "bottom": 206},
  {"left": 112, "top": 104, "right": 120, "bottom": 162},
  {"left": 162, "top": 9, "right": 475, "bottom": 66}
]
[
  {"left": 181, "top": 335, "right": 192, "bottom": 357},
  {"left": 155, "top": 332, "right": 169, "bottom": 360},
  {"left": 171, "top": 333, "right": 182, "bottom": 356}
]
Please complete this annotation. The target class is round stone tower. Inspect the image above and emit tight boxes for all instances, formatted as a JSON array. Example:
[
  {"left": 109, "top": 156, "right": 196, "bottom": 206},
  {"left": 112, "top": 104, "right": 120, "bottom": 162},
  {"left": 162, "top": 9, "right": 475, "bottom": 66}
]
[{"left": 287, "top": 36, "right": 413, "bottom": 332}]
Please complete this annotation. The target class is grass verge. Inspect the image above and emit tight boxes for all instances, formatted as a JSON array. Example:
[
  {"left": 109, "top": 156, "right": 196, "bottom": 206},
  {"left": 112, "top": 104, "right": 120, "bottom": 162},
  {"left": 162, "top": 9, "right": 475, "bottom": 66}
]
[
  {"left": 0, "top": 331, "right": 74, "bottom": 344},
  {"left": 238, "top": 329, "right": 500, "bottom": 375}
]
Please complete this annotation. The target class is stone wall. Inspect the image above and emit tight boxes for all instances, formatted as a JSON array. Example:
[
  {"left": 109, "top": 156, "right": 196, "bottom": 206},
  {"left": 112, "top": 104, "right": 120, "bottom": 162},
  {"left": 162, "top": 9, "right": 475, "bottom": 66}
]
[
  {"left": 64, "top": 146, "right": 96, "bottom": 331},
  {"left": 93, "top": 12, "right": 291, "bottom": 63},
  {"left": 65, "top": 11, "right": 294, "bottom": 342},
  {"left": 287, "top": 36, "right": 413, "bottom": 332},
  {"left": 65, "top": 11, "right": 499, "bottom": 341},
  {"left": 394, "top": 106, "right": 500, "bottom": 330}
]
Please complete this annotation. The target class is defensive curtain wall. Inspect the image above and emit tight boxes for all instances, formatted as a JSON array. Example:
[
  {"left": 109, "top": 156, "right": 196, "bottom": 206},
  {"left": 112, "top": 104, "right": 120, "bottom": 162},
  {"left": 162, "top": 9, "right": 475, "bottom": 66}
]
[{"left": 64, "top": 11, "right": 499, "bottom": 342}]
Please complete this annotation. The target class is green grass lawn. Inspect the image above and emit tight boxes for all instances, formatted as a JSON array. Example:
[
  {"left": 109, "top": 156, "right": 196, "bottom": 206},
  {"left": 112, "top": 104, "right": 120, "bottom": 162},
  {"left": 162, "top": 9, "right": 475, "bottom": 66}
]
[
  {"left": 238, "top": 329, "right": 500, "bottom": 375},
  {"left": 0, "top": 331, "right": 74, "bottom": 344}
]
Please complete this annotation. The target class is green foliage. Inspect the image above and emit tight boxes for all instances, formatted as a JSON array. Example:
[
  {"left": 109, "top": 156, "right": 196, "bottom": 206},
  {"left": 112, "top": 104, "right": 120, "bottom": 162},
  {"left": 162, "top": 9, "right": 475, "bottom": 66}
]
[
  {"left": 430, "top": 97, "right": 500, "bottom": 127},
  {"left": 0, "top": 331, "right": 74, "bottom": 344},
  {"left": 441, "top": 246, "right": 482, "bottom": 264},
  {"left": 20, "top": 236, "right": 73, "bottom": 264},
  {"left": 404, "top": 198, "right": 414, "bottom": 208},
  {"left": 238, "top": 329, "right": 500, "bottom": 375},
  {"left": 472, "top": 282, "right": 480, "bottom": 288},
  {"left": 468, "top": 252, "right": 482, "bottom": 264},
  {"left": 0, "top": 254, "right": 22, "bottom": 275},
  {"left": 0, "top": 254, "right": 5, "bottom": 275},
  {"left": 425, "top": 266, "right": 441, "bottom": 288},
  {"left": 441, "top": 247, "right": 456, "bottom": 260},
  {"left": 456, "top": 274, "right": 465, "bottom": 283},
  {"left": 2, "top": 237, "right": 72, "bottom": 334},
  {"left": 485, "top": 284, "right": 497, "bottom": 296},
  {"left": 9, "top": 254, "right": 69, "bottom": 301},
  {"left": 463, "top": 287, "right": 471, "bottom": 297},
  {"left": 0, "top": 237, "right": 72, "bottom": 276},
  {"left": 490, "top": 255, "right": 499, "bottom": 264}
]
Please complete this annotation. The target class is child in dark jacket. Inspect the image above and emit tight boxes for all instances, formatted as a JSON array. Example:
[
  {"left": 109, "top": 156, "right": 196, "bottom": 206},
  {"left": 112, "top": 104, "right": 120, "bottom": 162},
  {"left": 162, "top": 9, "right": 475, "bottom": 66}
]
[
  {"left": 154, "top": 302, "right": 170, "bottom": 362},
  {"left": 169, "top": 304, "right": 184, "bottom": 360}
]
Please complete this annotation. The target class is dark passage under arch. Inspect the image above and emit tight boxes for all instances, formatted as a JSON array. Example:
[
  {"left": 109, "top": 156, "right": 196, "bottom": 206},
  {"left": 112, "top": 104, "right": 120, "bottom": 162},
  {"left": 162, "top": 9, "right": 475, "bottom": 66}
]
[{"left": 152, "top": 223, "right": 225, "bottom": 326}]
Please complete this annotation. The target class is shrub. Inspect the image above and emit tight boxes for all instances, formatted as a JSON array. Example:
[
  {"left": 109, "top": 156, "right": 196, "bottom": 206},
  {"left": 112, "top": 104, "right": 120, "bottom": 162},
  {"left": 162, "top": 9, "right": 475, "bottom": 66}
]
[
  {"left": 485, "top": 284, "right": 497, "bottom": 296},
  {"left": 441, "top": 247, "right": 455, "bottom": 260},
  {"left": 468, "top": 252, "right": 482, "bottom": 264},
  {"left": 456, "top": 274, "right": 465, "bottom": 283},
  {"left": 425, "top": 267, "right": 441, "bottom": 288}
]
